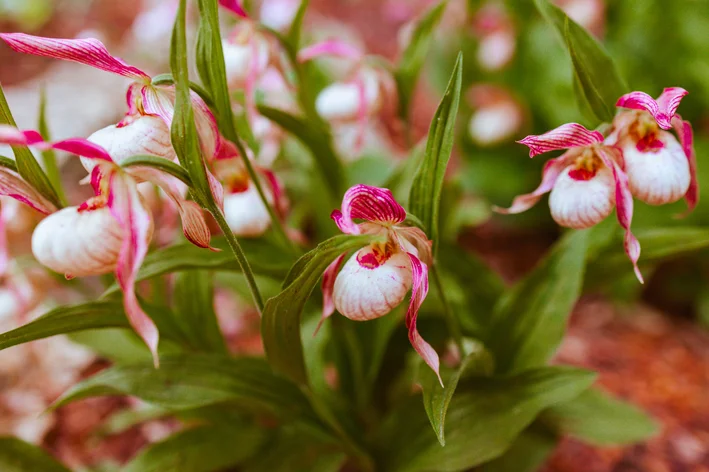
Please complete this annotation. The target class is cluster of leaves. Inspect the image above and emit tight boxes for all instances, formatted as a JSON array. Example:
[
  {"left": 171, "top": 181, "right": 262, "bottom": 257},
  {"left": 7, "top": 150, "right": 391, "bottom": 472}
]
[{"left": 3, "top": 0, "right": 709, "bottom": 470}]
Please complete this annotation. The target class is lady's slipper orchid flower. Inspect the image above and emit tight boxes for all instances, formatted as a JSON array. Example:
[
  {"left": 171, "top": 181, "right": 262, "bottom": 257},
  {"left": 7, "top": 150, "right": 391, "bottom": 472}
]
[
  {"left": 319, "top": 185, "right": 441, "bottom": 382},
  {"left": 0, "top": 125, "right": 215, "bottom": 365},
  {"left": 472, "top": 3, "right": 516, "bottom": 71},
  {"left": 611, "top": 87, "right": 697, "bottom": 210},
  {"left": 299, "top": 40, "right": 398, "bottom": 153},
  {"left": 467, "top": 84, "right": 524, "bottom": 147},
  {"left": 0, "top": 33, "right": 226, "bottom": 174},
  {"left": 496, "top": 123, "right": 643, "bottom": 282}
]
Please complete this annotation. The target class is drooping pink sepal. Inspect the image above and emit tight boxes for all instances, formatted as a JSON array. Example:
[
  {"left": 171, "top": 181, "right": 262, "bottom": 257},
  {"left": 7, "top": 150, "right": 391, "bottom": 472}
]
[
  {"left": 406, "top": 253, "right": 442, "bottom": 386},
  {"left": 616, "top": 87, "right": 688, "bottom": 130},
  {"left": 316, "top": 253, "right": 347, "bottom": 335},
  {"left": 0, "top": 33, "right": 150, "bottom": 80},
  {"left": 219, "top": 0, "right": 249, "bottom": 18},
  {"left": 297, "top": 40, "right": 364, "bottom": 63},
  {"left": 0, "top": 168, "right": 57, "bottom": 215},
  {"left": 494, "top": 153, "right": 574, "bottom": 214},
  {"left": 596, "top": 147, "right": 643, "bottom": 283},
  {"left": 517, "top": 123, "right": 603, "bottom": 157},
  {"left": 672, "top": 115, "right": 698, "bottom": 215},
  {"left": 331, "top": 184, "right": 407, "bottom": 234},
  {"left": 107, "top": 171, "right": 160, "bottom": 366}
]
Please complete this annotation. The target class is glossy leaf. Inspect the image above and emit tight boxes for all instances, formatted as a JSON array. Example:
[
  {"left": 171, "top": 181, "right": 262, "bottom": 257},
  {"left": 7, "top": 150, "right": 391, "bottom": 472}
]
[
  {"left": 478, "top": 425, "right": 558, "bottom": 472},
  {"left": 258, "top": 105, "right": 344, "bottom": 202},
  {"left": 534, "top": 0, "right": 628, "bottom": 123},
  {"left": 120, "top": 154, "right": 193, "bottom": 187},
  {"left": 485, "top": 229, "right": 590, "bottom": 374},
  {"left": 124, "top": 423, "right": 267, "bottom": 472},
  {"left": 419, "top": 341, "right": 494, "bottom": 446},
  {"left": 0, "top": 437, "right": 70, "bottom": 472},
  {"left": 542, "top": 388, "right": 659, "bottom": 446},
  {"left": 53, "top": 355, "right": 320, "bottom": 425},
  {"left": 375, "top": 366, "right": 595, "bottom": 472},
  {"left": 262, "top": 234, "right": 377, "bottom": 385},
  {"left": 0, "top": 82, "right": 61, "bottom": 208},
  {"left": 172, "top": 271, "right": 228, "bottom": 353},
  {"left": 37, "top": 87, "right": 66, "bottom": 205},
  {"left": 408, "top": 53, "right": 462, "bottom": 249},
  {"left": 395, "top": 1, "right": 447, "bottom": 123}
]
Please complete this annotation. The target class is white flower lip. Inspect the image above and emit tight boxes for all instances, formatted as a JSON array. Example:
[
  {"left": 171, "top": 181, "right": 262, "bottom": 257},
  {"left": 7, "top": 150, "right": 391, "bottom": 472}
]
[
  {"left": 333, "top": 248, "right": 412, "bottom": 321},
  {"left": 315, "top": 71, "right": 381, "bottom": 122},
  {"left": 549, "top": 165, "right": 615, "bottom": 229},
  {"left": 223, "top": 184, "right": 272, "bottom": 237}
]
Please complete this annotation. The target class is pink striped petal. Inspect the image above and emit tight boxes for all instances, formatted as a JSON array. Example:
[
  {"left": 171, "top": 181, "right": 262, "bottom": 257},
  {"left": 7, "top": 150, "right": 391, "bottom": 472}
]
[
  {"left": 316, "top": 253, "right": 346, "bottom": 335},
  {"left": 0, "top": 33, "right": 149, "bottom": 80},
  {"left": 0, "top": 168, "right": 57, "bottom": 214},
  {"left": 297, "top": 40, "right": 364, "bottom": 63},
  {"left": 495, "top": 153, "right": 575, "bottom": 214},
  {"left": 107, "top": 171, "right": 160, "bottom": 365},
  {"left": 405, "top": 253, "right": 441, "bottom": 386},
  {"left": 259, "top": 167, "right": 287, "bottom": 218},
  {"left": 672, "top": 115, "right": 698, "bottom": 215},
  {"left": 0, "top": 204, "right": 7, "bottom": 276},
  {"left": 616, "top": 88, "right": 688, "bottom": 130},
  {"left": 0, "top": 125, "right": 44, "bottom": 146},
  {"left": 219, "top": 0, "right": 249, "bottom": 18},
  {"left": 331, "top": 184, "right": 406, "bottom": 234},
  {"left": 518, "top": 123, "right": 603, "bottom": 157},
  {"left": 50, "top": 138, "right": 114, "bottom": 162},
  {"left": 0, "top": 125, "right": 114, "bottom": 163},
  {"left": 596, "top": 147, "right": 642, "bottom": 283}
]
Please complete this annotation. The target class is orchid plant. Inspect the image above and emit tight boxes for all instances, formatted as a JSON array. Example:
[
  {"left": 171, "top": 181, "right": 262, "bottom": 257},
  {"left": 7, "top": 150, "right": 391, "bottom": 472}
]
[{"left": 0, "top": 0, "right": 704, "bottom": 471}]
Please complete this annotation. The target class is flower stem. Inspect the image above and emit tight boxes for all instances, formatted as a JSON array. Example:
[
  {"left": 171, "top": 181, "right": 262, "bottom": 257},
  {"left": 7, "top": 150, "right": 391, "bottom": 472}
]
[
  {"left": 209, "top": 204, "right": 265, "bottom": 313},
  {"left": 432, "top": 265, "right": 465, "bottom": 357}
]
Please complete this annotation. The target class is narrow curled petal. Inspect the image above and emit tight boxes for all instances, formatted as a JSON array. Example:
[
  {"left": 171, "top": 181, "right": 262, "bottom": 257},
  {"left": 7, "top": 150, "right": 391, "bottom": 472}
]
[
  {"left": 672, "top": 115, "right": 698, "bottom": 214},
  {"left": 0, "top": 33, "right": 149, "bottom": 80},
  {"left": 0, "top": 204, "right": 8, "bottom": 276},
  {"left": 405, "top": 254, "right": 441, "bottom": 386},
  {"left": 494, "top": 154, "right": 574, "bottom": 214},
  {"left": 297, "top": 40, "right": 364, "bottom": 63},
  {"left": 107, "top": 172, "right": 160, "bottom": 365},
  {"left": 395, "top": 226, "right": 433, "bottom": 266},
  {"left": 0, "top": 125, "right": 45, "bottom": 146},
  {"left": 317, "top": 253, "right": 347, "bottom": 334},
  {"left": 616, "top": 88, "right": 687, "bottom": 130},
  {"left": 596, "top": 147, "right": 643, "bottom": 283},
  {"left": 332, "top": 185, "right": 406, "bottom": 234},
  {"left": 219, "top": 0, "right": 249, "bottom": 18},
  {"left": 0, "top": 167, "right": 56, "bottom": 214},
  {"left": 50, "top": 138, "right": 114, "bottom": 162},
  {"left": 518, "top": 123, "right": 603, "bottom": 157}
]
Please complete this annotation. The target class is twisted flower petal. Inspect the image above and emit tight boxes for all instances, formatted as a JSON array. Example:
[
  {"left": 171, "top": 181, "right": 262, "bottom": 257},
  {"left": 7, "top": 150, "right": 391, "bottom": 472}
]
[
  {"left": 331, "top": 184, "right": 407, "bottom": 234},
  {"left": 297, "top": 40, "right": 364, "bottom": 63},
  {"left": 406, "top": 254, "right": 441, "bottom": 385},
  {"left": 518, "top": 123, "right": 603, "bottom": 157},
  {"left": 616, "top": 87, "right": 688, "bottom": 130},
  {"left": 672, "top": 115, "right": 698, "bottom": 214}
]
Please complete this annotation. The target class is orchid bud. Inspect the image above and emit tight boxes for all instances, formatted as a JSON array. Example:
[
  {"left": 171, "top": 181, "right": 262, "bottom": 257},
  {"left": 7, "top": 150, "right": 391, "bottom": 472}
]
[
  {"left": 31, "top": 204, "right": 153, "bottom": 278},
  {"left": 316, "top": 70, "right": 381, "bottom": 122},
  {"left": 84, "top": 115, "right": 176, "bottom": 173},
  {"left": 549, "top": 165, "right": 615, "bottom": 228},
  {"left": 333, "top": 247, "right": 413, "bottom": 321},
  {"left": 224, "top": 183, "right": 272, "bottom": 237},
  {"left": 467, "top": 85, "right": 524, "bottom": 146}
]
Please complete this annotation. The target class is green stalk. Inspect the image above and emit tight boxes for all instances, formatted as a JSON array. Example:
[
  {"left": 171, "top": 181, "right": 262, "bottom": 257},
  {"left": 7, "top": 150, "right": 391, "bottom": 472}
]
[{"left": 432, "top": 265, "right": 465, "bottom": 357}]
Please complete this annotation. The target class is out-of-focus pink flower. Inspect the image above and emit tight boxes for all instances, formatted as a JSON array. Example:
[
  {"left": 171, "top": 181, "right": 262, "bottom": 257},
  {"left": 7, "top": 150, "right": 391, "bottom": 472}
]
[
  {"left": 259, "top": 0, "right": 300, "bottom": 31},
  {"left": 318, "top": 184, "right": 441, "bottom": 383},
  {"left": 471, "top": 3, "right": 516, "bottom": 71},
  {"left": 496, "top": 123, "right": 643, "bottom": 282},
  {"left": 467, "top": 84, "right": 524, "bottom": 146},
  {"left": 556, "top": 0, "right": 605, "bottom": 37},
  {"left": 611, "top": 88, "right": 697, "bottom": 210}
]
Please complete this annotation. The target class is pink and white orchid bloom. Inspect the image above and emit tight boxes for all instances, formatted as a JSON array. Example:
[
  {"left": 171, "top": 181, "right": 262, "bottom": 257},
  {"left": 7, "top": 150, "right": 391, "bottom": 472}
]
[
  {"left": 472, "top": 3, "right": 516, "bottom": 72},
  {"left": 0, "top": 33, "right": 226, "bottom": 174},
  {"left": 611, "top": 87, "right": 697, "bottom": 209},
  {"left": 299, "top": 40, "right": 398, "bottom": 153},
  {"left": 467, "top": 84, "right": 524, "bottom": 147},
  {"left": 259, "top": 0, "right": 300, "bottom": 32},
  {"left": 0, "top": 125, "right": 215, "bottom": 365},
  {"left": 496, "top": 123, "right": 643, "bottom": 282},
  {"left": 319, "top": 185, "right": 441, "bottom": 383}
]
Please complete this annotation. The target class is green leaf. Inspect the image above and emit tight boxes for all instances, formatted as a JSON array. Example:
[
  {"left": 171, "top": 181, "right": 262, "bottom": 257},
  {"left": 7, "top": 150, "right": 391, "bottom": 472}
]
[
  {"left": 172, "top": 271, "right": 228, "bottom": 353},
  {"left": 103, "top": 237, "right": 293, "bottom": 297},
  {"left": 587, "top": 227, "right": 709, "bottom": 284},
  {"left": 53, "top": 355, "right": 319, "bottom": 424},
  {"left": 375, "top": 366, "right": 596, "bottom": 472},
  {"left": 542, "top": 388, "right": 659, "bottom": 446},
  {"left": 262, "top": 234, "right": 377, "bottom": 385},
  {"left": 124, "top": 423, "right": 266, "bottom": 472},
  {"left": 395, "top": 1, "right": 447, "bottom": 123},
  {"left": 258, "top": 105, "right": 344, "bottom": 202},
  {"left": 0, "top": 437, "right": 70, "bottom": 472},
  {"left": 408, "top": 53, "right": 462, "bottom": 249},
  {"left": 120, "top": 155, "right": 193, "bottom": 187},
  {"left": 0, "top": 82, "right": 61, "bottom": 208},
  {"left": 0, "top": 301, "right": 128, "bottom": 351},
  {"left": 37, "top": 87, "right": 66, "bottom": 205},
  {"left": 0, "top": 155, "right": 18, "bottom": 172},
  {"left": 478, "top": 425, "right": 558, "bottom": 472},
  {"left": 419, "top": 341, "right": 494, "bottom": 446},
  {"left": 533, "top": 0, "right": 628, "bottom": 123},
  {"left": 286, "top": 0, "right": 310, "bottom": 50},
  {"left": 485, "top": 229, "right": 590, "bottom": 374}
]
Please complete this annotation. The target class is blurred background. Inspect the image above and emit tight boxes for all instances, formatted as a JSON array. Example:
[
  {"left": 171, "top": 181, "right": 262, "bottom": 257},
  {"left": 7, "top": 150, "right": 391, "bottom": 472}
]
[{"left": 1, "top": 0, "right": 709, "bottom": 470}]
